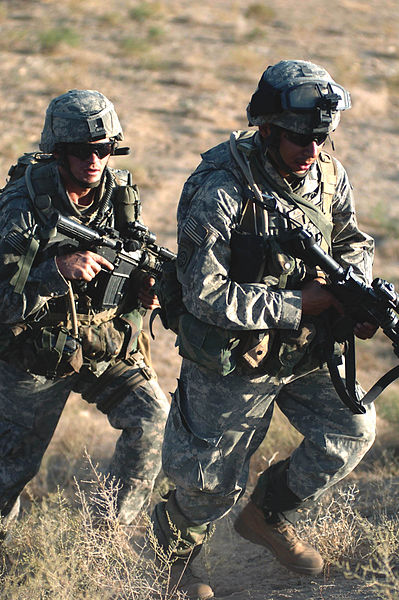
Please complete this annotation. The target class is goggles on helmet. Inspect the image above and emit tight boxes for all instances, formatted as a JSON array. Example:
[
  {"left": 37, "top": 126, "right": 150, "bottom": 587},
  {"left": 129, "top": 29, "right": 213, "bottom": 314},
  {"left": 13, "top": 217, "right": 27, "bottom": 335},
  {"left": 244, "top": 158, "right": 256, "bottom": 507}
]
[{"left": 280, "top": 81, "right": 351, "bottom": 112}]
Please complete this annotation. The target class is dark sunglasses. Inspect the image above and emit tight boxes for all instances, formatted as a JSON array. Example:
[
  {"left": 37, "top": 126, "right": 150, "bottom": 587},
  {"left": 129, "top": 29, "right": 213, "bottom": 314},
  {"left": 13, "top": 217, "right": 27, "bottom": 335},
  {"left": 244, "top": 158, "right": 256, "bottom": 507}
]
[
  {"left": 283, "top": 130, "right": 328, "bottom": 147},
  {"left": 66, "top": 142, "right": 115, "bottom": 160}
]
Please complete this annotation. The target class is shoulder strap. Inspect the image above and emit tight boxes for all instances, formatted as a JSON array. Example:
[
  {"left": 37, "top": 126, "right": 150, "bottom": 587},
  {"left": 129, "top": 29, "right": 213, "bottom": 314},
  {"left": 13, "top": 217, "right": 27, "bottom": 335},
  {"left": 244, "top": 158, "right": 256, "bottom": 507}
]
[
  {"left": 9, "top": 163, "right": 58, "bottom": 295},
  {"left": 230, "top": 131, "right": 336, "bottom": 252},
  {"left": 229, "top": 132, "right": 269, "bottom": 236},
  {"left": 252, "top": 156, "right": 333, "bottom": 252},
  {"left": 318, "top": 151, "right": 337, "bottom": 218},
  {"left": 25, "top": 162, "right": 59, "bottom": 228}
]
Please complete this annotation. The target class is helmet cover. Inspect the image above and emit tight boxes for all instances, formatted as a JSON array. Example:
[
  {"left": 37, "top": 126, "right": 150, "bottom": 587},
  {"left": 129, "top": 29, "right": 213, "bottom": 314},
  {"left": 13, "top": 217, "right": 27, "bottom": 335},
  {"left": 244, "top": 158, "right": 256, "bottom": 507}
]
[
  {"left": 40, "top": 89, "right": 123, "bottom": 152},
  {"left": 247, "top": 60, "right": 351, "bottom": 134}
]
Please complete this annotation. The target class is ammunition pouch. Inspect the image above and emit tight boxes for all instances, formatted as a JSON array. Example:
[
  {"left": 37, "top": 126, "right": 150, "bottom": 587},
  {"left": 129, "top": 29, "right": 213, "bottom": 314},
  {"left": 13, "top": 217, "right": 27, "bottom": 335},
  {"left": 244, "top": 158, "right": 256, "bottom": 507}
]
[
  {"left": 239, "top": 330, "right": 276, "bottom": 369},
  {"left": 79, "top": 320, "right": 125, "bottom": 363},
  {"left": 32, "top": 328, "right": 83, "bottom": 378},
  {"left": 0, "top": 306, "right": 143, "bottom": 379},
  {"left": 237, "top": 324, "right": 321, "bottom": 376},
  {"left": 77, "top": 308, "right": 143, "bottom": 367},
  {"left": 257, "top": 316, "right": 343, "bottom": 379},
  {"left": 263, "top": 237, "right": 307, "bottom": 290},
  {"left": 177, "top": 313, "right": 241, "bottom": 376},
  {"left": 149, "top": 260, "right": 240, "bottom": 375},
  {"left": 3, "top": 326, "right": 84, "bottom": 379},
  {"left": 229, "top": 228, "right": 267, "bottom": 283}
]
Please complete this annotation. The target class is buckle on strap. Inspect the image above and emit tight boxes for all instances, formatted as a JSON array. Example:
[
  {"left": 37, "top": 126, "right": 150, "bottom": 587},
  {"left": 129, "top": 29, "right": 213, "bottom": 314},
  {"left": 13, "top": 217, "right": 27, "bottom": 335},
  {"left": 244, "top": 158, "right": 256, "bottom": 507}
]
[
  {"left": 126, "top": 351, "right": 154, "bottom": 380},
  {"left": 140, "top": 364, "right": 153, "bottom": 381}
]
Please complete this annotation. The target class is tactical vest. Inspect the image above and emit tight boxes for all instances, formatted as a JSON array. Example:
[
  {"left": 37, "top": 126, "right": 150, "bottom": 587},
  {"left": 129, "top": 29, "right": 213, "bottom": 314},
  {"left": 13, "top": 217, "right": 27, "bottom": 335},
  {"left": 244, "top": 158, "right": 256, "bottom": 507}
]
[
  {"left": 229, "top": 130, "right": 339, "bottom": 376},
  {"left": 0, "top": 154, "right": 144, "bottom": 379},
  {"left": 156, "top": 131, "right": 339, "bottom": 378},
  {"left": 227, "top": 131, "right": 337, "bottom": 296}
]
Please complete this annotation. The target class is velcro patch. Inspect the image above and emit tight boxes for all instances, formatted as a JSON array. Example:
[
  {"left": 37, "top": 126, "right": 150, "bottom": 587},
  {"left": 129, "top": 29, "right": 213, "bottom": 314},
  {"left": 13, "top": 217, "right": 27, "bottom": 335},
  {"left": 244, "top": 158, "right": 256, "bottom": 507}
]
[
  {"left": 182, "top": 216, "right": 209, "bottom": 247},
  {"left": 3, "top": 225, "right": 31, "bottom": 255}
]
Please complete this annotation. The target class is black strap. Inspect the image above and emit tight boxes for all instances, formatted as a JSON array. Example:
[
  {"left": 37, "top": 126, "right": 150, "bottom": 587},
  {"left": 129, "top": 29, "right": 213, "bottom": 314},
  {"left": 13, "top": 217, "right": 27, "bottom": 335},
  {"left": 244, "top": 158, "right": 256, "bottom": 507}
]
[
  {"left": 361, "top": 365, "right": 399, "bottom": 406},
  {"left": 343, "top": 336, "right": 357, "bottom": 401},
  {"left": 327, "top": 332, "right": 399, "bottom": 414},
  {"left": 326, "top": 350, "right": 366, "bottom": 415}
]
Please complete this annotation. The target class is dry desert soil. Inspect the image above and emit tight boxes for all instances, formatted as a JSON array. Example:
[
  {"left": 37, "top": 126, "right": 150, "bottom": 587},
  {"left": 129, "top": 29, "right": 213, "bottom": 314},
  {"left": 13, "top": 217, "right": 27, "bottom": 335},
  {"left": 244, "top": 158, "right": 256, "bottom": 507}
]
[{"left": 1, "top": 1, "right": 399, "bottom": 598}]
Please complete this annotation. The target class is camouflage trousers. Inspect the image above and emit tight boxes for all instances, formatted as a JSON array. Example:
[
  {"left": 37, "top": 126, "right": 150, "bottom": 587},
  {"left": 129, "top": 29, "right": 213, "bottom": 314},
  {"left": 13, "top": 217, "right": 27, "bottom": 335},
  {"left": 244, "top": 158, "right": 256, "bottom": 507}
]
[
  {"left": 0, "top": 352, "right": 169, "bottom": 524},
  {"left": 162, "top": 359, "right": 376, "bottom": 525}
]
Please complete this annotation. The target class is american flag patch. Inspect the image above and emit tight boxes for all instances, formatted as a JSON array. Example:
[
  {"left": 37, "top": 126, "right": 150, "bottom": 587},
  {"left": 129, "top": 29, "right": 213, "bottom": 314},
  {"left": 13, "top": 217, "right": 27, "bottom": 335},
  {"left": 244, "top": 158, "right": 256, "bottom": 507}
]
[{"left": 183, "top": 217, "right": 209, "bottom": 246}]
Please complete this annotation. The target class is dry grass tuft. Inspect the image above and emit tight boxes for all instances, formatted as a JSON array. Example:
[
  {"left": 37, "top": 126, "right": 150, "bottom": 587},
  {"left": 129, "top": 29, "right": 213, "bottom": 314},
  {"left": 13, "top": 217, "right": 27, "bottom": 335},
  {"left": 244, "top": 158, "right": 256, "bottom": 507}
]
[
  {"left": 0, "top": 456, "right": 178, "bottom": 600},
  {"left": 299, "top": 482, "right": 399, "bottom": 599},
  {"left": 244, "top": 4, "right": 276, "bottom": 23},
  {"left": 129, "top": 2, "right": 164, "bottom": 23},
  {"left": 37, "top": 27, "right": 81, "bottom": 54}
]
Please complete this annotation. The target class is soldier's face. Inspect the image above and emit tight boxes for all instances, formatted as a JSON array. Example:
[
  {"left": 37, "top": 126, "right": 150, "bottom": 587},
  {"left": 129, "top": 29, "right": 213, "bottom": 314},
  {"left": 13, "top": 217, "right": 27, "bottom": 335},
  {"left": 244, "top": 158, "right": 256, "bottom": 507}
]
[
  {"left": 278, "top": 129, "right": 323, "bottom": 175},
  {"left": 259, "top": 124, "right": 325, "bottom": 176},
  {"left": 60, "top": 138, "right": 111, "bottom": 187}
]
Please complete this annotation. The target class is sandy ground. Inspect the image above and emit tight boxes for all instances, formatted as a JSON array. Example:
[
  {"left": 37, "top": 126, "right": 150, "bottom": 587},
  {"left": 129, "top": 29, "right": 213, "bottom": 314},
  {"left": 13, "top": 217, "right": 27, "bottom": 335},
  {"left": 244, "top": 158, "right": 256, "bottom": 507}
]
[{"left": 0, "top": 0, "right": 399, "bottom": 597}]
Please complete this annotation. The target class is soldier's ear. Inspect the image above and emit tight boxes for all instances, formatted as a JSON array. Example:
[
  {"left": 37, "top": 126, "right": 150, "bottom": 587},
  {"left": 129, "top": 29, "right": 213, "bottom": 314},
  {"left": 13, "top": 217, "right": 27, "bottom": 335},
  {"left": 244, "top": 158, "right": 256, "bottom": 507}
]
[{"left": 259, "top": 124, "right": 271, "bottom": 139}]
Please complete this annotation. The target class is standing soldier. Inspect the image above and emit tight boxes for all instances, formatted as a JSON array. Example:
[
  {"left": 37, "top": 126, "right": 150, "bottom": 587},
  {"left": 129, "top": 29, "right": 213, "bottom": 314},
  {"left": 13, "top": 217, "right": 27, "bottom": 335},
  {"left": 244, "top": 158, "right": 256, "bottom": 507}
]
[
  {"left": 0, "top": 89, "right": 170, "bottom": 529},
  {"left": 151, "top": 60, "right": 377, "bottom": 599}
]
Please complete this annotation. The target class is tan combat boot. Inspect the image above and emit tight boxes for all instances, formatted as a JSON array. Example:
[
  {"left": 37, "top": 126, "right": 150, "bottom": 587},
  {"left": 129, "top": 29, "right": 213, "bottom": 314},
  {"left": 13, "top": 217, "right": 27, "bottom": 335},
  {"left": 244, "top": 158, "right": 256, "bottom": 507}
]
[
  {"left": 168, "top": 554, "right": 214, "bottom": 600},
  {"left": 234, "top": 500, "right": 323, "bottom": 576}
]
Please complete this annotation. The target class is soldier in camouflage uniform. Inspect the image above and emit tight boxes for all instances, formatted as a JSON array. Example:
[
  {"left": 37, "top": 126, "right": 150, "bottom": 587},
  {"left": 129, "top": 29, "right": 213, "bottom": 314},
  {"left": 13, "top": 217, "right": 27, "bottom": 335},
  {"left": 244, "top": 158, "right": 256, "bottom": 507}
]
[
  {"left": 151, "top": 61, "right": 377, "bottom": 599},
  {"left": 0, "top": 90, "right": 169, "bottom": 529}
]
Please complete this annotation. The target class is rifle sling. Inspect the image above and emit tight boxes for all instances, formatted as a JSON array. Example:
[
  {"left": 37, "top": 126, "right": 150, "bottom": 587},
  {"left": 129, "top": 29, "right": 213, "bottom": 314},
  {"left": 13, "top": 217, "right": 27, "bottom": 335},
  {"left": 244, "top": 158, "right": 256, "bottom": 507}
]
[
  {"left": 251, "top": 153, "right": 333, "bottom": 251},
  {"left": 326, "top": 334, "right": 365, "bottom": 414},
  {"left": 361, "top": 364, "right": 399, "bottom": 406},
  {"left": 230, "top": 132, "right": 333, "bottom": 249},
  {"left": 327, "top": 334, "right": 399, "bottom": 413}
]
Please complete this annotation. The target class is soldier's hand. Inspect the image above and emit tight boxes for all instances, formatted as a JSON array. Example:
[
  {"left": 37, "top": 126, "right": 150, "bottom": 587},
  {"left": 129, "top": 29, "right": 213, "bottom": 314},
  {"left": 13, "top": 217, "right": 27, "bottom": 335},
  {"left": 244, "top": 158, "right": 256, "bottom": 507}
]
[
  {"left": 55, "top": 251, "right": 113, "bottom": 281},
  {"left": 301, "top": 278, "right": 344, "bottom": 316},
  {"left": 353, "top": 321, "right": 378, "bottom": 339},
  {"left": 138, "top": 276, "right": 160, "bottom": 310}
]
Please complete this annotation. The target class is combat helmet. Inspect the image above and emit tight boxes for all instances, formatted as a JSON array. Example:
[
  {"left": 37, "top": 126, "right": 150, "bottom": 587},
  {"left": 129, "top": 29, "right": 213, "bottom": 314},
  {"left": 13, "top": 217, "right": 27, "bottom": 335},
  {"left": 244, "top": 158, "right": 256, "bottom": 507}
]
[
  {"left": 247, "top": 60, "right": 351, "bottom": 134},
  {"left": 40, "top": 89, "right": 123, "bottom": 153}
]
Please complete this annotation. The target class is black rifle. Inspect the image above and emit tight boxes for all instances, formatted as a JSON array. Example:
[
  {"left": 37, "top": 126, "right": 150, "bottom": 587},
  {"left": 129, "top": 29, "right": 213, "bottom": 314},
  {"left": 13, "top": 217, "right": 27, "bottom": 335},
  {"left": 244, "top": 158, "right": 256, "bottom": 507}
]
[
  {"left": 54, "top": 213, "right": 176, "bottom": 310},
  {"left": 280, "top": 227, "right": 399, "bottom": 414}
]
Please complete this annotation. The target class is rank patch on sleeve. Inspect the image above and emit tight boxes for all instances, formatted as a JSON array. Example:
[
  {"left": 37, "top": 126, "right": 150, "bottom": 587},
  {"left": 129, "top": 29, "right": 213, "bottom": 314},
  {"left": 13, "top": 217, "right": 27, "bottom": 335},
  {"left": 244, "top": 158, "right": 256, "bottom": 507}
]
[{"left": 182, "top": 217, "right": 209, "bottom": 247}]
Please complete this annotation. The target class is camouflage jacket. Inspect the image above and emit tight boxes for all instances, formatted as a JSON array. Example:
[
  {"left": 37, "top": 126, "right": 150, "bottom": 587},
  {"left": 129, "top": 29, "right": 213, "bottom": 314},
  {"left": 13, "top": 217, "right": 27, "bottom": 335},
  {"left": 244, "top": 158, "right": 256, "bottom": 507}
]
[{"left": 176, "top": 130, "right": 374, "bottom": 336}]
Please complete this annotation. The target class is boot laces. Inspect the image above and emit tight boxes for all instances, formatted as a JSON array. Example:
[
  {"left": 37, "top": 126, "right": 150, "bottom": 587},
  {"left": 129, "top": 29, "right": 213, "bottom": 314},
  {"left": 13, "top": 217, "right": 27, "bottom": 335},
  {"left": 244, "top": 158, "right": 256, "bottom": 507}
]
[{"left": 275, "top": 521, "right": 302, "bottom": 550}]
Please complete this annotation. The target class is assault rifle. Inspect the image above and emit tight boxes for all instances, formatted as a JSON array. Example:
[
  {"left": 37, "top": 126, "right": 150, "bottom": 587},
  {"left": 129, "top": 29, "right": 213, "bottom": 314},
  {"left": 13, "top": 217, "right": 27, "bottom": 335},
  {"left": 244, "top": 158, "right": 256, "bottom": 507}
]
[
  {"left": 53, "top": 213, "right": 176, "bottom": 310},
  {"left": 280, "top": 227, "right": 399, "bottom": 414}
]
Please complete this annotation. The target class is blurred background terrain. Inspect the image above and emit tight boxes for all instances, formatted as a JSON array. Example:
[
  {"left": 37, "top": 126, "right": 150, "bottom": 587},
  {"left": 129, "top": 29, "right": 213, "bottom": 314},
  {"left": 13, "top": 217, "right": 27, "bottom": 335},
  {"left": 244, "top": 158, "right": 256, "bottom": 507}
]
[{"left": 0, "top": 1, "right": 399, "bottom": 597}]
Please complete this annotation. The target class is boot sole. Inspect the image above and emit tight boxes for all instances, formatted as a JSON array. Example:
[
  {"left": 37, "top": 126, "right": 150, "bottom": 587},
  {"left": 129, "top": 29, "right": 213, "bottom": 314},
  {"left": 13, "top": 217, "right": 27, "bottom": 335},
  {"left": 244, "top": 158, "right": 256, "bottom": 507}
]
[{"left": 234, "top": 517, "right": 323, "bottom": 576}]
